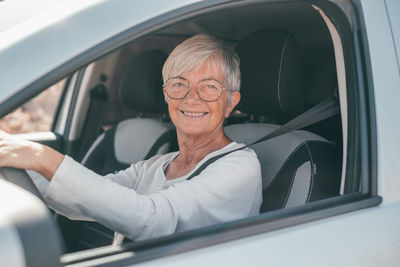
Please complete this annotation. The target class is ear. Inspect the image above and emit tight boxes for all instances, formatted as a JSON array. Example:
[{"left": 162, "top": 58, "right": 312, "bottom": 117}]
[
  {"left": 225, "top": 91, "right": 241, "bottom": 118},
  {"left": 163, "top": 87, "right": 169, "bottom": 103}
]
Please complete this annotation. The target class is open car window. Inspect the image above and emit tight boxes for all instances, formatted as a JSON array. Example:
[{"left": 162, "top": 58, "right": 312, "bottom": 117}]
[{"left": 0, "top": 79, "right": 65, "bottom": 134}]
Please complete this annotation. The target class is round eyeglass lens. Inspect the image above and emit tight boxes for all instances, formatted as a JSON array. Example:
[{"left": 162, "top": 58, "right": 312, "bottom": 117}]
[
  {"left": 166, "top": 78, "right": 189, "bottom": 99},
  {"left": 198, "top": 80, "right": 223, "bottom": 101}
]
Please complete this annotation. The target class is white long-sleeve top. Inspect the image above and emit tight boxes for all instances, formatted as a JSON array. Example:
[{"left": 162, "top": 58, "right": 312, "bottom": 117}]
[{"left": 43, "top": 142, "right": 262, "bottom": 241}]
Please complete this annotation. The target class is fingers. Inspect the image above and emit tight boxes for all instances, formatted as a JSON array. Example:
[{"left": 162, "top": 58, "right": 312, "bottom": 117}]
[
  {"left": 0, "top": 129, "right": 8, "bottom": 137},
  {"left": 0, "top": 130, "right": 12, "bottom": 142},
  {"left": 0, "top": 132, "right": 30, "bottom": 168}
]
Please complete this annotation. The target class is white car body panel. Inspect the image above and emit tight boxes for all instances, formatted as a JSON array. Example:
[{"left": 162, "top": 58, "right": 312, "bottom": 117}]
[
  {"left": 136, "top": 203, "right": 400, "bottom": 267},
  {"left": 361, "top": 0, "right": 400, "bottom": 203},
  {"left": 0, "top": 0, "right": 399, "bottom": 266},
  {"left": 385, "top": 0, "right": 400, "bottom": 68}
]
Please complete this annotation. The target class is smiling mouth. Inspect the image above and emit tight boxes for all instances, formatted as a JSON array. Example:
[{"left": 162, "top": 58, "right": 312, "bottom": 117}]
[{"left": 181, "top": 110, "right": 209, "bottom": 117}]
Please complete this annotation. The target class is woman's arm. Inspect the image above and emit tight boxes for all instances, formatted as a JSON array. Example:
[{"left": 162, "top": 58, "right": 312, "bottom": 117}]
[
  {"left": 0, "top": 130, "right": 64, "bottom": 180},
  {"left": 45, "top": 148, "right": 262, "bottom": 241}
]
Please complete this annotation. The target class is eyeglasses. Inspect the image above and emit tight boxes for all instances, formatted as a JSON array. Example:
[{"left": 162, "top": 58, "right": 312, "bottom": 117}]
[{"left": 163, "top": 77, "right": 228, "bottom": 102}]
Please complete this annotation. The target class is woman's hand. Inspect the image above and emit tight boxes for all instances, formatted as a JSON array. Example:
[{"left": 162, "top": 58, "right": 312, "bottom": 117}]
[{"left": 0, "top": 130, "right": 64, "bottom": 180}]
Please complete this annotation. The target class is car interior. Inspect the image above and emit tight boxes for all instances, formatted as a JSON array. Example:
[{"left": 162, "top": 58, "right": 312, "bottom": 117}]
[{"left": 36, "top": 1, "right": 347, "bottom": 254}]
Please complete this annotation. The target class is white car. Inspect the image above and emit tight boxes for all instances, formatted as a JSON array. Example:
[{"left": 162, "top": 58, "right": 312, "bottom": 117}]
[{"left": 0, "top": 0, "right": 399, "bottom": 266}]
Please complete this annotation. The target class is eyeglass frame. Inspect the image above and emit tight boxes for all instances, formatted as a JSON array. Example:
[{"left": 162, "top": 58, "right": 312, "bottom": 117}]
[{"left": 163, "top": 76, "right": 230, "bottom": 102}]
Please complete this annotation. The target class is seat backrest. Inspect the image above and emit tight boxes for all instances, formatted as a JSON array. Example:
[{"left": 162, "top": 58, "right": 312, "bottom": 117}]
[
  {"left": 225, "top": 29, "right": 341, "bottom": 212},
  {"left": 82, "top": 49, "right": 175, "bottom": 175}
]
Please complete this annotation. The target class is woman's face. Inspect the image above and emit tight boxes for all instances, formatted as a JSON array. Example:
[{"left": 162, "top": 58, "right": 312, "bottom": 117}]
[{"left": 164, "top": 57, "right": 240, "bottom": 139}]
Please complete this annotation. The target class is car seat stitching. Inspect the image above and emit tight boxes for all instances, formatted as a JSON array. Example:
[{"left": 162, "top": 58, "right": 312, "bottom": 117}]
[
  {"left": 277, "top": 33, "right": 290, "bottom": 113},
  {"left": 283, "top": 169, "right": 297, "bottom": 208},
  {"left": 304, "top": 141, "right": 315, "bottom": 203}
]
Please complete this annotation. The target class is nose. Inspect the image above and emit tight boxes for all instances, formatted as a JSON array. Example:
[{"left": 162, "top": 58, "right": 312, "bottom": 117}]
[{"left": 184, "top": 83, "right": 202, "bottom": 103}]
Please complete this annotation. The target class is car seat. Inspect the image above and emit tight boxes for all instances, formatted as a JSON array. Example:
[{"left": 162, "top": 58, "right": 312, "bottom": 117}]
[
  {"left": 82, "top": 49, "right": 176, "bottom": 175},
  {"left": 225, "top": 29, "right": 341, "bottom": 212}
]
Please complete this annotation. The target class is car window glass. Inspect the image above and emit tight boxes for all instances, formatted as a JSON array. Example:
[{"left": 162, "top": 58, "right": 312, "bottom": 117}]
[{"left": 0, "top": 79, "right": 65, "bottom": 134}]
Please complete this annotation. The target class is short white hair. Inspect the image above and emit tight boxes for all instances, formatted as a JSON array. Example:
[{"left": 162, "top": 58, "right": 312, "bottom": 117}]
[{"left": 162, "top": 34, "right": 241, "bottom": 102}]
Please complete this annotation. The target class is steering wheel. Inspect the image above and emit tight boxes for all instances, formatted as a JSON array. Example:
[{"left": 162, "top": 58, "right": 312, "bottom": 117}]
[
  {"left": 0, "top": 166, "right": 117, "bottom": 251},
  {"left": 0, "top": 167, "right": 111, "bottom": 250},
  {"left": 0, "top": 167, "right": 45, "bottom": 202},
  {"left": 0, "top": 166, "right": 74, "bottom": 254}
]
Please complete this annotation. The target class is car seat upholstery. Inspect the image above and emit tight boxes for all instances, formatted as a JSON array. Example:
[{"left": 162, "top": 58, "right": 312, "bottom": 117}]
[
  {"left": 225, "top": 29, "right": 341, "bottom": 212},
  {"left": 82, "top": 49, "right": 176, "bottom": 175}
]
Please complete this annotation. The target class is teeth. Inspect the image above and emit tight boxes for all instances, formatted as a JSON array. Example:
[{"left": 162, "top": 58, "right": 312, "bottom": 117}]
[{"left": 182, "top": 111, "right": 207, "bottom": 117}]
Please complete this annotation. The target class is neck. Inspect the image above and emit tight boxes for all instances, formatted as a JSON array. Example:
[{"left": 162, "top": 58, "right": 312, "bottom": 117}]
[{"left": 177, "top": 129, "right": 231, "bottom": 165}]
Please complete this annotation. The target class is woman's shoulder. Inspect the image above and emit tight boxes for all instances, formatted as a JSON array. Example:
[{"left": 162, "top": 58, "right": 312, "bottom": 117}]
[
  {"left": 197, "top": 141, "right": 260, "bottom": 172},
  {"left": 190, "top": 142, "right": 261, "bottom": 184},
  {"left": 215, "top": 141, "right": 258, "bottom": 160}
]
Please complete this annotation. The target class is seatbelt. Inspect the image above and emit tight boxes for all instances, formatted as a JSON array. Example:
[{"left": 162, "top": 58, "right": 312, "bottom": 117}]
[
  {"left": 79, "top": 83, "right": 109, "bottom": 160},
  {"left": 187, "top": 97, "right": 339, "bottom": 181}
]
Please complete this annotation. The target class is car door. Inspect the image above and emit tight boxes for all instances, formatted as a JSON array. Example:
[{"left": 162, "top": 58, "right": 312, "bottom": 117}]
[{"left": 1, "top": 0, "right": 399, "bottom": 266}]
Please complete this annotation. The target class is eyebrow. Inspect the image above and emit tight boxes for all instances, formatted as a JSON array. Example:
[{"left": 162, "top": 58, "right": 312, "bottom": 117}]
[{"left": 173, "top": 76, "right": 223, "bottom": 84}]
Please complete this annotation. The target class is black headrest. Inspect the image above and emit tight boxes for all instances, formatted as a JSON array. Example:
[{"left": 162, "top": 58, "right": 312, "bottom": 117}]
[
  {"left": 119, "top": 49, "right": 167, "bottom": 113},
  {"left": 236, "top": 29, "right": 305, "bottom": 120}
]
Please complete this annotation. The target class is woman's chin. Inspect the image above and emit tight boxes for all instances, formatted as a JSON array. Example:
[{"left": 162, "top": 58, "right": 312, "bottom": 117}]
[
  {"left": 177, "top": 124, "right": 216, "bottom": 138},
  {"left": 179, "top": 128, "right": 208, "bottom": 137}
]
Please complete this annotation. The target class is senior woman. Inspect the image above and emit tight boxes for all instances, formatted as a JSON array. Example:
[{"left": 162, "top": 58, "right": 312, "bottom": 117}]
[{"left": 0, "top": 34, "right": 262, "bottom": 241}]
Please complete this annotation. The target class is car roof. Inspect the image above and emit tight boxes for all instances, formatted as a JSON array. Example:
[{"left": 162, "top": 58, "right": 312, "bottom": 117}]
[
  {"left": 0, "top": 0, "right": 200, "bottom": 104},
  {"left": 0, "top": 0, "right": 70, "bottom": 33}
]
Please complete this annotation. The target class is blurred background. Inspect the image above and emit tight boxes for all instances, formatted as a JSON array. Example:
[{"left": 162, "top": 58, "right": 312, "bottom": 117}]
[{"left": 0, "top": 79, "right": 65, "bottom": 134}]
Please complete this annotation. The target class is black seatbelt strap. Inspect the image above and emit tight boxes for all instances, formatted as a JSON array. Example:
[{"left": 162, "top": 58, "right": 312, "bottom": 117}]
[
  {"left": 79, "top": 83, "right": 108, "bottom": 160},
  {"left": 186, "top": 97, "right": 339, "bottom": 181}
]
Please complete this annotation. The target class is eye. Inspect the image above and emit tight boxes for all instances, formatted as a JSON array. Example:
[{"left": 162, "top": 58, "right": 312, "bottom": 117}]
[
  {"left": 199, "top": 79, "right": 222, "bottom": 91},
  {"left": 170, "top": 79, "right": 187, "bottom": 89},
  {"left": 174, "top": 82, "right": 185, "bottom": 87},
  {"left": 206, "top": 84, "right": 217, "bottom": 89}
]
